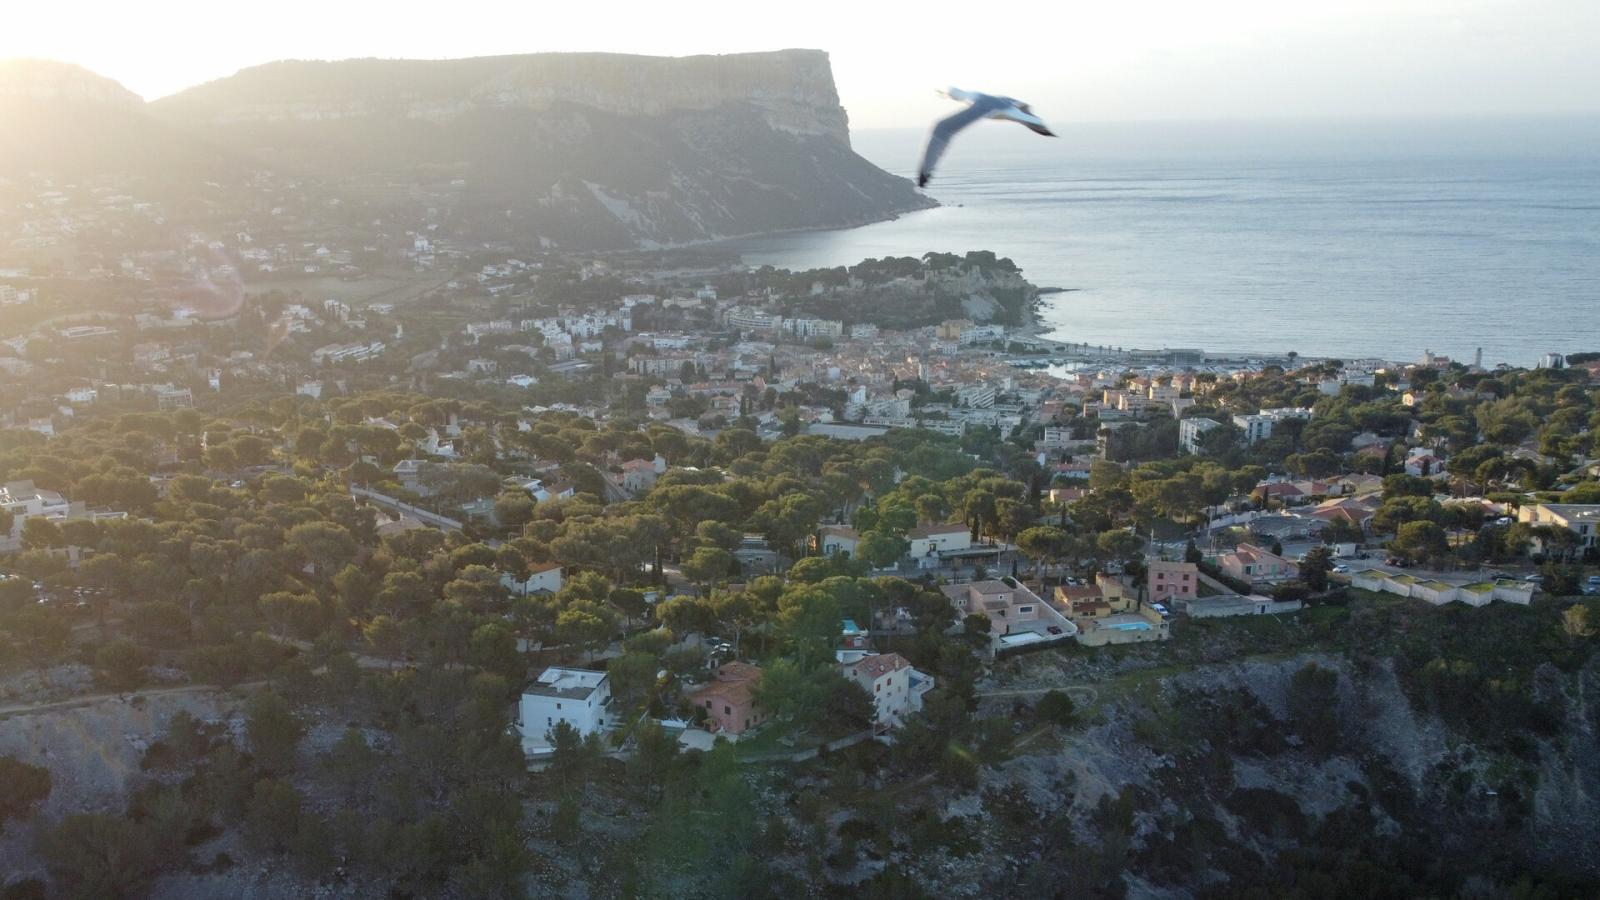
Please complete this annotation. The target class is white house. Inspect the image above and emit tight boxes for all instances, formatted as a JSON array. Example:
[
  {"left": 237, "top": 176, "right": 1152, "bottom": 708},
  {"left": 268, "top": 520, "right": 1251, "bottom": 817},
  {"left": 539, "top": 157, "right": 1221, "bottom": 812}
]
[
  {"left": 517, "top": 667, "right": 611, "bottom": 753},
  {"left": 841, "top": 652, "right": 934, "bottom": 733},
  {"left": 818, "top": 525, "right": 861, "bottom": 558},
  {"left": 1232, "top": 407, "right": 1312, "bottom": 445},
  {"left": 907, "top": 523, "right": 970, "bottom": 569},
  {"left": 1180, "top": 417, "right": 1221, "bottom": 454},
  {"left": 620, "top": 459, "right": 658, "bottom": 494},
  {"left": 1404, "top": 447, "right": 1447, "bottom": 478},
  {"left": 502, "top": 562, "right": 563, "bottom": 596}
]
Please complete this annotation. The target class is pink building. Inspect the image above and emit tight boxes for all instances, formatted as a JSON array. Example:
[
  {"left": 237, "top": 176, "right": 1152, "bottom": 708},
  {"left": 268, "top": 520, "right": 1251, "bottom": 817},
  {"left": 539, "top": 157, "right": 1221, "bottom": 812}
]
[
  {"left": 689, "top": 661, "right": 769, "bottom": 736},
  {"left": 1147, "top": 561, "right": 1199, "bottom": 602}
]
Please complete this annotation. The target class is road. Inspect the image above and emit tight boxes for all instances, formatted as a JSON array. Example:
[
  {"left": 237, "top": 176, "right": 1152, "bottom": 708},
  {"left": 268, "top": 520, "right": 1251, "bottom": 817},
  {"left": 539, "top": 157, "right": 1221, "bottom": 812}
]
[
  {"left": 0, "top": 680, "right": 267, "bottom": 720},
  {"left": 350, "top": 486, "right": 464, "bottom": 532},
  {"left": 977, "top": 684, "right": 1099, "bottom": 706},
  {"left": 0, "top": 639, "right": 412, "bottom": 720}
]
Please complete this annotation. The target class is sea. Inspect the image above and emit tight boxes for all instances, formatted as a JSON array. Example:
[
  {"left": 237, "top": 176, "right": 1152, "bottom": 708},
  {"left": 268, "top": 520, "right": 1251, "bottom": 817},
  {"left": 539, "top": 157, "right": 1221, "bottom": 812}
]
[{"left": 726, "top": 117, "right": 1600, "bottom": 368}]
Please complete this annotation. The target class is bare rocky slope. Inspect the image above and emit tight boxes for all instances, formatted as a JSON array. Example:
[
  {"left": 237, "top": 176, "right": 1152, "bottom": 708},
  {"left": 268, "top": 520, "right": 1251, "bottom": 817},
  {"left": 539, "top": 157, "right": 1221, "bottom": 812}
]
[{"left": 942, "top": 649, "right": 1600, "bottom": 898}]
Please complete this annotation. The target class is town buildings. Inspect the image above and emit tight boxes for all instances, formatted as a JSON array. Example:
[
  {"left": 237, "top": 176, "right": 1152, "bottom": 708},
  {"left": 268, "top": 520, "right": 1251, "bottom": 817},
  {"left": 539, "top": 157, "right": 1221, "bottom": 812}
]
[
  {"left": 1232, "top": 407, "right": 1313, "bottom": 445},
  {"left": 940, "top": 578, "right": 1077, "bottom": 650}
]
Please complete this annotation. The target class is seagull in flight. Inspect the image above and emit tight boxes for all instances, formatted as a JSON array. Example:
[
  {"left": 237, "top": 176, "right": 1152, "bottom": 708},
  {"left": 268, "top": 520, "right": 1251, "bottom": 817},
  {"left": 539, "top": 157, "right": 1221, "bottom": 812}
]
[{"left": 917, "top": 87, "right": 1055, "bottom": 187}]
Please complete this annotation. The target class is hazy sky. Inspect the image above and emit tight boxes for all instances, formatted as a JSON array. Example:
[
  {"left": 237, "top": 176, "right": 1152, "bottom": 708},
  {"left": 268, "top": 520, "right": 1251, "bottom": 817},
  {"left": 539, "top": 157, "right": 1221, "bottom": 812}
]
[{"left": 4, "top": 0, "right": 1598, "bottom": 128}]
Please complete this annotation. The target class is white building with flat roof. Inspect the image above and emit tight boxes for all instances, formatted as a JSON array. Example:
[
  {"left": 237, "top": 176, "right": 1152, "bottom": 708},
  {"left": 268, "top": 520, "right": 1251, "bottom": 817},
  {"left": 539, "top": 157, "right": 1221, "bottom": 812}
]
[
  {"left": 1180, "top": 417, "right": 1222, "bottom": 454},
  {"left": 518, "top": 667, "right": 612, "bottom": 753}
]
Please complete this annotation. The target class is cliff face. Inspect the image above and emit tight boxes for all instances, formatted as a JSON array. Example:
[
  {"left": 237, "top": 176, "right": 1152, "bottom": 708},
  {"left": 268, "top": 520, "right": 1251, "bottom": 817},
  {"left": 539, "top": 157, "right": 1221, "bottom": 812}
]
[
  {"left": 154, "top": 50, "right": 851, "bottom": 143},
  {"left": 0, "top": 59, "right": 144, "bottom": 111},
  {"left": 146, "top": 50, "right": 931, "bottom": 247},
  {"left": 0, "top": 60, "right": 240, "bottom": 182}
]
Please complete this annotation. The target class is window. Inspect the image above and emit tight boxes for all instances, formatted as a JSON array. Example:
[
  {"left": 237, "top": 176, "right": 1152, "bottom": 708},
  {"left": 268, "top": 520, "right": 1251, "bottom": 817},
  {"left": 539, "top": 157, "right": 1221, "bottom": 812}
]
[
  {"left": 724, "top": 705, "right": 731, "bottom": 715},
  {"left": 556, "top": 703, "right": 561, "bottom": 710}
]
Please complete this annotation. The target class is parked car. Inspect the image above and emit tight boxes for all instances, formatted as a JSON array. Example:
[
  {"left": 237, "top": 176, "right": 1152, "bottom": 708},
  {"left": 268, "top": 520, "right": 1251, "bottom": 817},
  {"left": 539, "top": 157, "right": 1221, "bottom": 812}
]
[
  {"left": 1523, "top": 574, "right": 1545, "bottom": 583},
  {"left": 1586, "top": 575, "right": 1600, "bottom": 586},
  {"left": 1332, "top": 564, "right": 1350, "bottom": 574}
]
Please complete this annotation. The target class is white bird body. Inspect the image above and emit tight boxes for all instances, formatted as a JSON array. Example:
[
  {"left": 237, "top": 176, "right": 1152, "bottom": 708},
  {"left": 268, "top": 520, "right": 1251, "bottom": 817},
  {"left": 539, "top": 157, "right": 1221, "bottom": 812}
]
[{"left": 918, "top": 87, "right": 1055, "bottom": 187}]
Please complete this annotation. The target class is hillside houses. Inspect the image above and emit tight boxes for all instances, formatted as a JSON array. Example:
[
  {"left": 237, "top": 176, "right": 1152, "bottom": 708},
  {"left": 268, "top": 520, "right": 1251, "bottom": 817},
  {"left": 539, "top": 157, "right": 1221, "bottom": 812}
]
[{"left": 1213, "top": 543, "right": 1299, "bottom": 584}]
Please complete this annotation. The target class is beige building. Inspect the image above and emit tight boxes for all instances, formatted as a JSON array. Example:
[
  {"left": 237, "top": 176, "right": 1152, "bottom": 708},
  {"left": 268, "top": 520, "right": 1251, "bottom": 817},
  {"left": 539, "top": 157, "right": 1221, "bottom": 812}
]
[{"left": 1516, "top": 503, "right": 1600, "bottom": 556}]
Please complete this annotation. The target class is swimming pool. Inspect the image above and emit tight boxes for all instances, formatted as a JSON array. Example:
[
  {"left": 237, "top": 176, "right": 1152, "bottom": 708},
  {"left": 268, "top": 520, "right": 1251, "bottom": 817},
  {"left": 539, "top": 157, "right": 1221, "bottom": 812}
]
[{"left": 1108, "top": 622, "right": 1152, "bottom": 631}]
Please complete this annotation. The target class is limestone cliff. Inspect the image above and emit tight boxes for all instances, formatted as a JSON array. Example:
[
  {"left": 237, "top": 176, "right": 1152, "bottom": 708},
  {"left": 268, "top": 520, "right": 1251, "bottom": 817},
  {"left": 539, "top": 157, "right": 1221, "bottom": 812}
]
[
  {"left": 0, "top": 59, "right": 144, "bottom": 112},
  {"left": 0, "top": 60, "right": 241, "bottom": 181},
  {"left": 154, "top": 50, "right": 852, "bottom": 143},
  {"left": 149, "top": 50, "right": 933, "bottom": 247}
]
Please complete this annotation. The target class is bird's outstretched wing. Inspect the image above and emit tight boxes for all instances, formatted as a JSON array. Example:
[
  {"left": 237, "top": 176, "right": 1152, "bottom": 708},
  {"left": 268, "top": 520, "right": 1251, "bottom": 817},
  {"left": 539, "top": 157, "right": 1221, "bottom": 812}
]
[{"left": 917, "top": 94, "right": 1009, "bottom": 187}]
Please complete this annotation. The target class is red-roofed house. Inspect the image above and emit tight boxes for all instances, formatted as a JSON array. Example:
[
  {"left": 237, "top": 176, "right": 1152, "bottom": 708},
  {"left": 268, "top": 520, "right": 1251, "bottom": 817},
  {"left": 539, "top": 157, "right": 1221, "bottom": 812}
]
[
  {"left": 841, "top": 652, "right": 933, "bottom": 732},
  {"left": 1215, "top": 543, "right": 1298, "bottom": 583},
  {"left": 1254, "top": 481, "right": 1305, "bottom": 503},
  {"left": 620, "top": 458, "right": 659, "bottom": 494},
  {"left": 1312, "top": 496, "right": 1377, "bottom": 528}
]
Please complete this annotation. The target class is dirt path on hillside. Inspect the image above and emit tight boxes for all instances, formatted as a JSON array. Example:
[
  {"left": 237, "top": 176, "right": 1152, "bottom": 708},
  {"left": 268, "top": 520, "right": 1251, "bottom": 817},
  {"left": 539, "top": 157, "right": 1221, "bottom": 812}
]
[{"left": 0, "top": 681, "right": 267, "bottom": 719}]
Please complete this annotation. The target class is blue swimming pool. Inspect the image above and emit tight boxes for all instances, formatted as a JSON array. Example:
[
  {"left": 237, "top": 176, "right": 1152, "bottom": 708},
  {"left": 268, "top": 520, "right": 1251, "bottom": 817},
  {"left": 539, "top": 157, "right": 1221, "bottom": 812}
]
[{"left": 1108, "top": 622, "right": 1152, "bottom": 631}]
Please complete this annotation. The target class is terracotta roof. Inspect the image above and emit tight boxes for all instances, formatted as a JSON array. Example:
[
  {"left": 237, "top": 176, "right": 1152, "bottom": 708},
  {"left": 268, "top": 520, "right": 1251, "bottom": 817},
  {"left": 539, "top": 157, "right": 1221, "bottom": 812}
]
[
  {"left": 690, "top": 678, "right": 755, "bottom": 706},
  {"left": 1056, "top": 585, "right": 1103, "bottom": 602},
  {"left": 849, "top": 653, "right": 910, "bottom": 680},
  {"left": 967, "top": 580, "right": 1013, "bottom": 595},
  {"left": 713, "top": 661, "right": 762, "bottom": 684}
]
